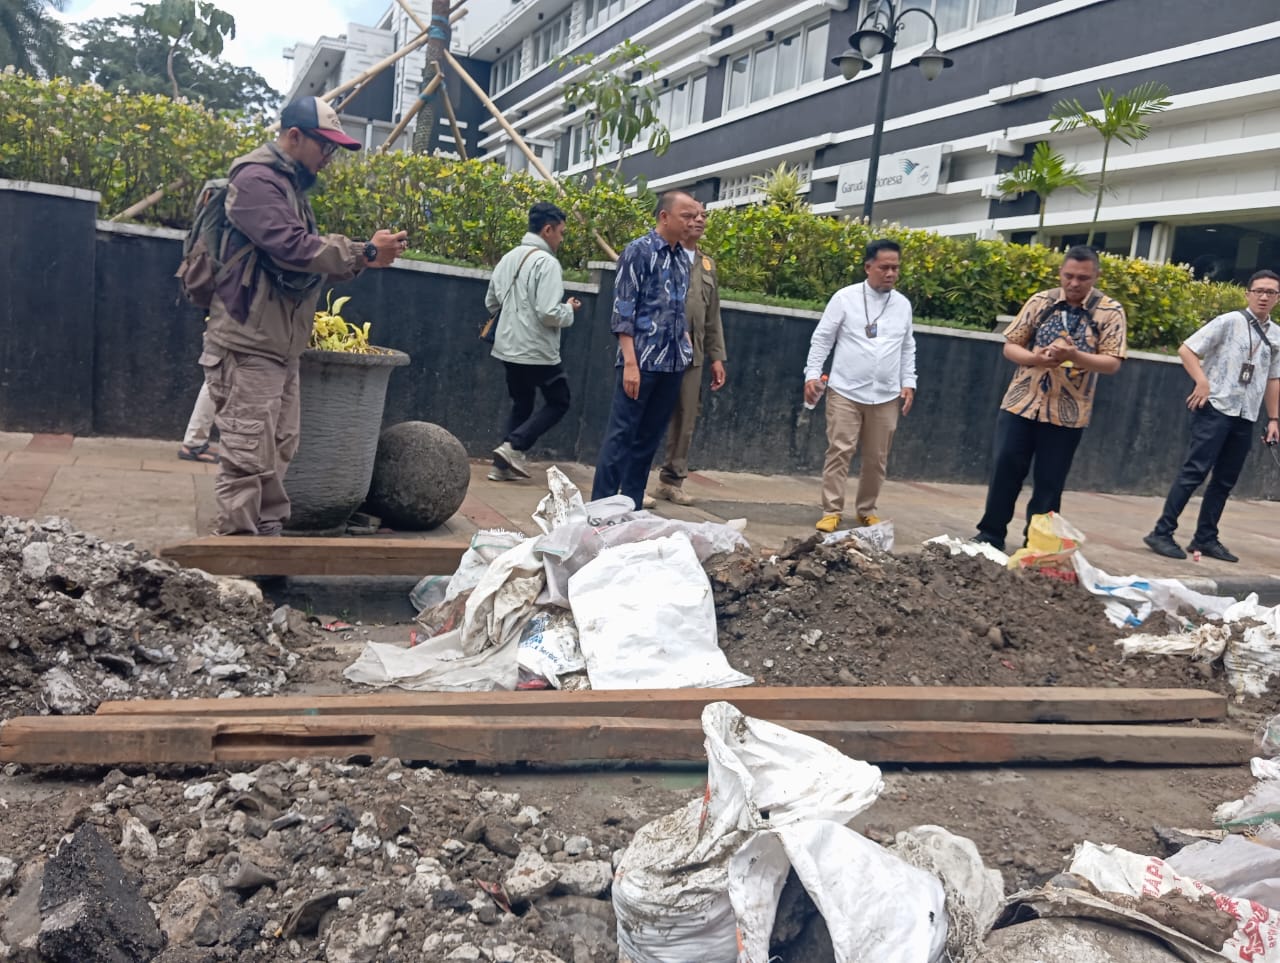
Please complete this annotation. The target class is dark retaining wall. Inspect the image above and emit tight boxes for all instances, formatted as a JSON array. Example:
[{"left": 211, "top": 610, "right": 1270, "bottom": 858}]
[{"left": 2, "top": 182, "right": 1278, "bottom": 499}]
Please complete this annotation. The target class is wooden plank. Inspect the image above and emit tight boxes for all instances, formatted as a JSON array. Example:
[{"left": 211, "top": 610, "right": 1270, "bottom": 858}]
[
  {"left": 159, "top": 536, "right": 469, "bottom": 576},
  {"left": 1, "top": 714, "right": 1253, "bottom": 767},
  {"left": 94, "top": 687, "right": 1228, "bottom": 725}
]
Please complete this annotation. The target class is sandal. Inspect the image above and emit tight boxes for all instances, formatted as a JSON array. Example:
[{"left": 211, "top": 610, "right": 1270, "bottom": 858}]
[{"left": 178, "top": 442, "right": 219, "bottom": 464}]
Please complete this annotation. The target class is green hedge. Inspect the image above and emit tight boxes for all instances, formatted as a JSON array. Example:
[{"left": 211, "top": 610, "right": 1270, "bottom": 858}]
[{"left": 0, "top": 74, "right": 1245, "bottom": 349}]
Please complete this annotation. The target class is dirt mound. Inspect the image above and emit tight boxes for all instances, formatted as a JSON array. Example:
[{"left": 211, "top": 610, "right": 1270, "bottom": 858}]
[
  {"left": 0, "top": 516, "right": 299, "bottom": 720},
  {"left": 707, "top": 537, "right": 1235, "bottom": 697}
]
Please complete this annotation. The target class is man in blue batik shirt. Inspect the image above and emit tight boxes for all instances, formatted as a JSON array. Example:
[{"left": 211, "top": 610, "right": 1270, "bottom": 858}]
[{"left": 591, "top": 191, "right": 700, "bottom": 508}]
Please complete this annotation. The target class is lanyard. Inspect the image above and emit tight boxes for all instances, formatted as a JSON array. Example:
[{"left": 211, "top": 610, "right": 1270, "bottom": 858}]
[{"left": 1243, "top": 310, "right": 1267, "bottom": 359}]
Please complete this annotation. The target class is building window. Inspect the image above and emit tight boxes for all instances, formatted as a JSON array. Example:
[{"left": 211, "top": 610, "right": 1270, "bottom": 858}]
[
  {"left": 723, "top": 19, "right": 829, "bottom": 114},
  {"left": 533, "top": 8, "right": 573, "bottom": 67},
  {"left": 862, "top": 0, "right": 1014, "bottom": 48},
  {"left": 557, "top": 120, "right": 598, "bottom": 170},
  {"left": 653, "top": 73, "right": 707, "bottom": 134},
  {"left": 583, "top": 0, "right": 631, "bottom": 34},
  {"left": 491, "top": 50, "right": 522, "bottom": 93}
]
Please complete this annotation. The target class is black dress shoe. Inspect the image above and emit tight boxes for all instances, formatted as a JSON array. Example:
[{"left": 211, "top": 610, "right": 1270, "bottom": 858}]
[
  {"left": 1143, "top": 532, "right": 1187, "bottom": 559},
  {"left": 1188, "top": 539, "right": 1238, "bottom": 563}
]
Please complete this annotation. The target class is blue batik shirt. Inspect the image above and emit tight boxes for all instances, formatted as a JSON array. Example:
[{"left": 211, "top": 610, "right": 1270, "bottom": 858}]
[{"left": 610, "top": 230, "right": 693, "bottom": 372}]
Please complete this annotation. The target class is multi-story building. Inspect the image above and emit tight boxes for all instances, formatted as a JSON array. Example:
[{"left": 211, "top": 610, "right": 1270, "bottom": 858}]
[
  {"left": 282, "top": 0, "right": 507, "bottom": 155},
  {"left": 465, "top": 0, "right": 1280, "bottom": 281}
]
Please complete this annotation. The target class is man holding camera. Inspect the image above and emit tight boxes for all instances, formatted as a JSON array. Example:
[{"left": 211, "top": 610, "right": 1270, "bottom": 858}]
[{"left": 1143, "top": 270, "right": 1280, "bottom": 563}]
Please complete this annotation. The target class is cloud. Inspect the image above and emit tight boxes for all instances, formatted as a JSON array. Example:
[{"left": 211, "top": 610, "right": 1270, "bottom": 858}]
[{"left": 57, "top": 0, "right": 384, "bottom": 96}]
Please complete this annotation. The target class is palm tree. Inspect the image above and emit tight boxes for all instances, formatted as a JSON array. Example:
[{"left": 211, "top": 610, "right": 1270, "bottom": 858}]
[
  {"left": 996, "top": 142, "right": 1090, "bottom": 243},
  {"left": 1049, "top": 81, "right": 1172, "bottom": 246},
  {"left": 0, "top": 0, "right": 66, "bottom": 76}
]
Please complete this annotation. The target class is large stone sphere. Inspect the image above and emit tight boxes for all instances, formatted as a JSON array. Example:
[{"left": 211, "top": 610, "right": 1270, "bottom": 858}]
[{"left": 366, "top": 422, "right": 470, "bottom": 530}]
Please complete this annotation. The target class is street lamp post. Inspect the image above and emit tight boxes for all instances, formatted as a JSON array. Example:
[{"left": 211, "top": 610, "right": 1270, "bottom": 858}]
[{"left": 832, "top": 0, "right": 955, "bottom": 221}]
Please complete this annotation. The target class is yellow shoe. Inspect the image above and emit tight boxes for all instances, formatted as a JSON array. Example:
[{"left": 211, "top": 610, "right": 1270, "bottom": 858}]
[
  {"left": 815, "top": 513, "right": 841, "bottom": 533},
  {"left": 857, "top": 514, "right": 881, "bottom": 526}
]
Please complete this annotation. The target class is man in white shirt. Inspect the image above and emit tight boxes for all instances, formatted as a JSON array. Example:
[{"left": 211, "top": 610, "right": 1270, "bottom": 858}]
[{"left": 803, "top": 239, "right": 917, "bottom": 533}]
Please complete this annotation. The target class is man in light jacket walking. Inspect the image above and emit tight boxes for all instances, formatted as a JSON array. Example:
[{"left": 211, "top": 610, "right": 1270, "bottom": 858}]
[
  {"left": 487, "top": 202, "right": 581, "bottom": 480},
  {"left": 803, "top": 239, "right": 917, "bottom": 533}
]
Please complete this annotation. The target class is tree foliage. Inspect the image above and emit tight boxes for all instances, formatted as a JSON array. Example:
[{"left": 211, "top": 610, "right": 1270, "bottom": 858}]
[
  {"left": 66, "top": 5, "right": 277, "bottom": 114},
  {"left": 996, "top": 142, "right": 1090, "bottom": 240},
  {"left": 1050, "top": 81, "right": 1172, "bottom": 245},
  {"left": 557, "top": 39, "right": 669, "bottom": 178},
  {"left": 138, "top": 0, "right": 236, "bottom": 101},
  {"left": 0, "top": 0, "right": 68, "bottom": 76}
]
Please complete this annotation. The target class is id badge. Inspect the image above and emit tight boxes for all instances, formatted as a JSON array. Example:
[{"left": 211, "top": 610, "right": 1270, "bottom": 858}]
[{"left": 1240, "top": 362, "right": 1255, "bottom": 385}]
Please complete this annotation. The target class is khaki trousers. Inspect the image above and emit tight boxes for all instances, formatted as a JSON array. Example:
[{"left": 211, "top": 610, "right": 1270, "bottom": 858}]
[
  {"left": 821, "top": 391, "right": 899, "bottom": 517},
  {"left": 658, "top": 362, "right": 703, "bottom": 486},
  {"left": 201, "top": 348, "right": 300, "bottom": 536}
]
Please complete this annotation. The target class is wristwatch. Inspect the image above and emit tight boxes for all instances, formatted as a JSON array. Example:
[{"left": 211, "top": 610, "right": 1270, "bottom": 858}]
[{"left": 363, "top": 242, "right": 378, "bottom": 263}]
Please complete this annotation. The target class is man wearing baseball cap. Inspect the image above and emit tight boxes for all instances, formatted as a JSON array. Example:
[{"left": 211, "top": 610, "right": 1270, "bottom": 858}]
[{"left": 200, "top": 96, "right": 408, "bottom": 537}]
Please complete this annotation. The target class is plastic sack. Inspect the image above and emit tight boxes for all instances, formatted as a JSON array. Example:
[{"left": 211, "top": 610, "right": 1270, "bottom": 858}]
[
  {"left": 1167, "top": 834, "right": 1280, "bottom": 911},
  {"left": 533, "top": 465, "right": 636, "bottom": 534},
  {"left": 613, "top": 702, "right": 886, "bottom": 963},
  {"left": 1068, "top": 841, "right": 1280, "bottom": 961},
  {"left": 540, "top": 515, "right": 748, "bottom": 608},
  {"left": 343, "top": 630, "right": 518, "bottom": 691},
  {"left": 893, "top": 825, "right": 1004, "bottom": 962},
  {"left": 925, "top": 535, "right": 1009, "bottom": 566},
  {"left": 1007, "top": 512, "right": 1083, "bottom": 577},
  {"left": 822, "top": 519, "right": 894, "bottom": 552},
  {"left": 730, "top": 822, "right": 947, "bottom": 963},
  {"left": 1214, "top": 757, "right": 1280, "bottom": 830},
  {"left": 409, "top": 574, "right": 451, "bottom": 614},
  {"left": 568, "top": 533, "right": 752, "bottom": 690},
  {"left": 444, "top": 529, "right": 529, "bottom": 603},
  {"left": 516, "top": 611, "right": 585, "bottom": 688},
  {"left": 1072, "top": 552, "right": 1238, "bottom": 628}
]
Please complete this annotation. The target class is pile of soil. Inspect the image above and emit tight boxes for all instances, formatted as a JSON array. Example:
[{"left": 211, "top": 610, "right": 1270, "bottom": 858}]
[
  {"left": 707, "top": 537, "right": 1260, "bottom": 708},
  {"left": 0, "top": 516, "right": 302, "bottom": 720}
]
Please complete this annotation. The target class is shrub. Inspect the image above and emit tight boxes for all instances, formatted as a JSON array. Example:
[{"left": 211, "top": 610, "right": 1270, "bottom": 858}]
[
  {"left": 0, "top": 74, "right": 1247, "bottom": 349},
  {"left": 0, "top": 71, "right": 263, "bottom": 227}
]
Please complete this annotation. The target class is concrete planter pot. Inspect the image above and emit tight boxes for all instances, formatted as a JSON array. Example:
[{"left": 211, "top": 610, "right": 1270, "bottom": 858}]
[{"left": 284, "top": 347, "right": 410, "bottom": 534}]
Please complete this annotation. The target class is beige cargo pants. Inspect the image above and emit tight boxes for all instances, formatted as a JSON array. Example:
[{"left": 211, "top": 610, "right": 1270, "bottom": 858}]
[{"left": 201, "top": 346, "right": 300, "bottom": 536}]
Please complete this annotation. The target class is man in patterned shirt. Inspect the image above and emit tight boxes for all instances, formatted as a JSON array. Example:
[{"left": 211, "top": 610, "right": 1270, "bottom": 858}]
[
  {"left": 1144, "top": 270, "right": 1280, "bottom": 563},
  {"left": 973, "top": 246, "right": 1127, "bottom": 552},
  {"left": 591, "top": 191, "right": 699, "bottom": 509}
]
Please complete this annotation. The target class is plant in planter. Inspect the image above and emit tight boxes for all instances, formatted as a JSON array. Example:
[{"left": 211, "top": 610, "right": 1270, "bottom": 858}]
[{"left": 283, "top": 293, "right": 410, "bottom": 534}]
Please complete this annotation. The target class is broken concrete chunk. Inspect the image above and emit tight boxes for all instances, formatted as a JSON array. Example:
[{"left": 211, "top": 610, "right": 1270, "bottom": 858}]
[
  {"left": 504, "top": 850, "right": 561, "bottom": 903},
  {"left": 36, "top": 824, "right": 163, "bottom": 963}
]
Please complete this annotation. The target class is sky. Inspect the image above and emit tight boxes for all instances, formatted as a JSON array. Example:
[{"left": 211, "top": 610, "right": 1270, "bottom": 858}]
[{"left": 58, "top": 0, "right": 391, "bottom": 95}]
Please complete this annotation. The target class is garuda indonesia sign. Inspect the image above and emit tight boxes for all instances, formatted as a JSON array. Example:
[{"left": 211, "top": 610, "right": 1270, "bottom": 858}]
[{"left": 836, "top": 144, "right": 945, "bottom": 206}]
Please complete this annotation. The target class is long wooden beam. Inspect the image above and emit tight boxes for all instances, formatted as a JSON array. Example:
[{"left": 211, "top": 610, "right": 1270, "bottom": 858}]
[
  {"left": 93, "top": 687, "right": 1229, "bottom": 725},
  {"left": 159, "top": 536, "right": 468, "bottom": 576},
  {"left": 0, "top": 715, "right": 1252, "bottom": 767}
]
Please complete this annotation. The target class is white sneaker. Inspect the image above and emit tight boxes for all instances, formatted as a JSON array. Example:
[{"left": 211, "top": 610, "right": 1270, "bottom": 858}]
[
  {"left": 493, "top": 441, "right": 530, "bottom": 478},
  {"left": 487, "top": 466, "right": 516, "bottom": 481}
]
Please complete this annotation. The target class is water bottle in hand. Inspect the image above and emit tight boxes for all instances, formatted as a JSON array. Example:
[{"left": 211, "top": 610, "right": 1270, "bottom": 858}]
[{"left": 804, "top": 374, "right": 829, "bottom": 410}]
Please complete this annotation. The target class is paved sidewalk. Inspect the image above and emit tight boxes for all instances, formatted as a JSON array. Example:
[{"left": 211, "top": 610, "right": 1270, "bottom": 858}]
[{"left": 2, "top": 431, "right": 1278, "bottom": 601}]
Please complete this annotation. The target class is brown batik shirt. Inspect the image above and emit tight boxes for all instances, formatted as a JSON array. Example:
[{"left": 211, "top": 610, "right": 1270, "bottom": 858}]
[{"left": 999, "top": 287, "right": 1127, "bottom": 428}]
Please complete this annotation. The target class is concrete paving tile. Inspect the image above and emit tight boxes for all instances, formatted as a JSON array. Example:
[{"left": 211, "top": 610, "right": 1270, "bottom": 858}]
[
  {"left": 71, "top": 436, "right": 181, "bottom": 459},
  {"left": 73, "top": 455, "right": 145, "bottom": 471},
  {"left": 38, "top": 466, "right": 199, "bottom": 553},
  {"left": 6, "top": 451, "right": 76, "bottom": 466},
  {"left": 0, "top": 432, "right": 32, "bottom": 452},
  {"left": 27, "top": 433, "right": 73, "bottom": 451},
  {"left": 141, "top": 458, "right": 214, "bottom": 475}
]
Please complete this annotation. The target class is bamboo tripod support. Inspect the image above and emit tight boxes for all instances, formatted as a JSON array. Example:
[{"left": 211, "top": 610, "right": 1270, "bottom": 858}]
[{"left": 442, "top": 48, "right": 619, "bottom": 262}]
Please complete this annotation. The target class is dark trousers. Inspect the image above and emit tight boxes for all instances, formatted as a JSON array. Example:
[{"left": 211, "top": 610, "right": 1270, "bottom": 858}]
[
  {"left": 1153, "top": 403, "right": 1254, "bottom": 544},
  {"left": 591, "top": 368, "right": 685, "bottom": 509},
  {"left": 495, "top": 361, "right": 571, "bottom": 464},
  {"left": 977, "top": 409, "right": 1084, "bottom": 546}
]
